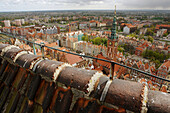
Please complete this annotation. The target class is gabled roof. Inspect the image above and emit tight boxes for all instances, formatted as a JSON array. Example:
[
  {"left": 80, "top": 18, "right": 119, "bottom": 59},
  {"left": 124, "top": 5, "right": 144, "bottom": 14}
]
[
  {"left": 159, "top": 60, "right": 170, "bottom": 71},
  {"left": 95, "top": 54, "right": 111, "bottom": 68},
  {"left": 136, "top": 47, "right": 144, "bottom": 51},
  {"left": 65, "top": 53, "right": 83, "bottom": 65},
  {"left": 144, "top": 63, "right": 149, "bottom": 70},
  {"left": 156, "top": 24, "right": 170, "bottom": 30}
]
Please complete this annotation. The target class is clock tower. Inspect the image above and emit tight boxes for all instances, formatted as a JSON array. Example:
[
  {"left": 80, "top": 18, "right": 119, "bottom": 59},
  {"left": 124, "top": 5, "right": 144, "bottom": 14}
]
[{"left": 107, "top": 5, "right": 118, "bottom": 60}]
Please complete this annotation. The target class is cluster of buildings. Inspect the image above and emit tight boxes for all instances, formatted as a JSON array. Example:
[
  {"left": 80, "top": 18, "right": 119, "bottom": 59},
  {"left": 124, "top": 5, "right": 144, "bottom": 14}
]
[
  {"left": 121, "top": 21, "right": 170, "bottom": 38},
  {"left": 1, "top": 18, "right": 169, "bottom": 93},
  {"left": 66, "top": 20, "right": 109, "bottom": 32},
  {"left": 1, "top": 25, "right": 60, "bottom": 42},
  {"left": 1, "top": 9, "right": 169, "bottom": 93},
  {"left": 4, "top": 19, "right": 25, "bottom": 27},
  {"left": 155, "top": 24, "right": 170, "bottom": 37},
  {"left": 93, "top": 51, "right": 169, "bottom": 92},
  {"left": 119, "top": 36, "right": 170, "bottom": 56}
]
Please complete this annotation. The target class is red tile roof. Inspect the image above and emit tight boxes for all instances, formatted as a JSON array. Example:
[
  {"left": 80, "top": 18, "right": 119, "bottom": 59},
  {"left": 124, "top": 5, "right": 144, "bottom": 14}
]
[
  {"left": 35, "top": 39, "right": 49, "bottom": 45},
  {"left": 159, "top": 60, "right": 170, "bottom": 70},
  {"left": 95, "top": 54, "right": 111, "bottom": 68},
  {"left": 121, "top": 23, "right": 136, "bottom": 28},
  {"left": 140, "top": 78, "right": 146, "bottom": 83},
  {"left": 46, "top": 42, "right": 58, "bottom": 47},
  {"left": 124, "top": 74, "right": 130, "bottom": 80},
  {"left": 144, "top": 63, "right": 149, "bottom": 70},
  {"left": 65, "top": 53, "right": 83, "bottom": 65},
  {"left": 156, "top": 24, "right": 170, "bottom": 30},
  {"left": 136, "top": 47, "right": 144, "bottom": 51},
  {"left": 160, "top": 86, "right": 167, "bottom": 93}
]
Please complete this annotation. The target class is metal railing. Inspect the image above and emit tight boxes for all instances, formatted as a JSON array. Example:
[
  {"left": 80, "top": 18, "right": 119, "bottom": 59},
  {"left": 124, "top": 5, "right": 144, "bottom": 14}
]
[{"left": 1, "top": 32, "right": 170, "bottom": 83}]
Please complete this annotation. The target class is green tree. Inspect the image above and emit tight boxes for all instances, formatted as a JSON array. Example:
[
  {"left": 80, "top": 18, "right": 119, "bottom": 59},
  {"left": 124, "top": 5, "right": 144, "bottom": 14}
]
[
  {"left": 142, "top": 49, "right": 169, "bottom": 68},
  {"left": 94, "top": 37, "right": 102, "bottom": 45},
  {"left": 145, "top": 28, "right": 154, "bottom": 36},
  {"left": 135, "top": 29, "right": 140, "bottom": 35},
  {"left": 82, "top": 35, "right": 90, "bottom": 42},
  {"left": 0, "top": 21, "right": 4, "bottom": 27},
  {"left": 154, "top": 60, "right": 161, "bottom": 69},
  {"left": 163, "top": 32, "right": 168, "bottom": 37},
  {"left": 101, "top": 38, "right": 108, "bottom": 46},
  {"left": 123, "top": 44, "right": 135, "bottom": 54},
  {"left": 118, "top": 47, "right": 124, "bottom": 53},
  {"left": 127, "top": 33, "right": 138, "bottom": 38},
  {"left": 147, "top": 36, "right": 154, "bottom": 43}
]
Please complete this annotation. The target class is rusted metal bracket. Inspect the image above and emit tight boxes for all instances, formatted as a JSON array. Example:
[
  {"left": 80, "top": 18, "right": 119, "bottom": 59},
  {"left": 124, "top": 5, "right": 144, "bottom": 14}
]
[
  {"left": 40, "top": 42, "right": 45, "bottom": 59},
  {"left": 110, "top": 62, "right": 115, "bottom": 80},
  {"left": 92, "top": 76, "right": 109, "bottom": 98},
  {"left": 32, "top": 59, "right": 44, "bottom": 72},
  {"left": 100, "top": 80, "right": 112, "bottom": 102}
]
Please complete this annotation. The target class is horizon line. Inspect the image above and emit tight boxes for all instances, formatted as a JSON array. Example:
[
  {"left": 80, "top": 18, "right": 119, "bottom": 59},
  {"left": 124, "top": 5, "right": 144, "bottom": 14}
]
[{"left": 0, "top": 9, "right": 170, "bottom": 13}]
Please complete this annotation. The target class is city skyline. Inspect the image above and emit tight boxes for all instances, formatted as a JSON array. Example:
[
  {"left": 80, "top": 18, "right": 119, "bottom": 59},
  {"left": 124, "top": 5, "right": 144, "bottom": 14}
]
[{"left": 0, "top": 0, "right": 170, "bottom": 12}]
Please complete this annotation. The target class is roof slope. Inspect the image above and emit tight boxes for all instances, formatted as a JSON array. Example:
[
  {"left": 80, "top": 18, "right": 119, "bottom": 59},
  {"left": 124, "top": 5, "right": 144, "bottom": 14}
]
[
  {"left": 0, "top": 44, "right": 169, "bottom": 113},
  {"left": 65, "top": 53, "right": 83, "bottom": 65}
]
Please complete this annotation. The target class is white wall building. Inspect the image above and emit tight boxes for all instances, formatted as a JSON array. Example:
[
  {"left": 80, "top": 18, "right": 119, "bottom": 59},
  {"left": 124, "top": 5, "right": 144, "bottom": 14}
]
[
  {"left": 40, "top": 26, "right": 59, "bottom": 34},
  {"left": 21, "top": 19, "right": 25, "bottom": 24},
  {"left": 97, "top": 22, "right": 106, "bottom": 27},
  {"left": 156, "top": 29, "right": 167, "bottom": 37},
  {"left": 15, "top": 19, "right": 21, "bottom": 26},
  {"left": 4, "top": 20, "right": 11, "bottom": 27},
  {"left": 123, "top": 26, "right": 130, "bottom": 34}
]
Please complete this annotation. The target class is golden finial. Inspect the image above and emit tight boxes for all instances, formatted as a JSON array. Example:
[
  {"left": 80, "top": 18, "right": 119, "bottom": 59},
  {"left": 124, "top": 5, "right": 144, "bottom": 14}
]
[
  {"left": 114, "top": 0, "right": 116, "bottom": 15},
  {"left": 114, "top": 5, "right": 116, "bottom": 15}
]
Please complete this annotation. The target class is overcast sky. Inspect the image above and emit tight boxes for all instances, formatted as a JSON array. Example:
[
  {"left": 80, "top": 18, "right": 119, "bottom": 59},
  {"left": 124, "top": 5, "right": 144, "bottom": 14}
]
[{"left": 0, "top": 0, "right": 170, "bottom": 12}]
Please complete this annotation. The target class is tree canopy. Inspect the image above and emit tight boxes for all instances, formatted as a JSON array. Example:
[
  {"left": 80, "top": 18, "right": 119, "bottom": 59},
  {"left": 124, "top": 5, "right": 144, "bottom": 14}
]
[
  {"left": 142, "top": 49, "right": 170, "bottom": 68},
  {"left": 82, "top": 35, "right": 108, "bottom": 46},
  {"left": 145, "top": 28, "right": 154, "bottom": 36},
  {"left": 147, "top": 36, "right": 154, "bottom": 43}
]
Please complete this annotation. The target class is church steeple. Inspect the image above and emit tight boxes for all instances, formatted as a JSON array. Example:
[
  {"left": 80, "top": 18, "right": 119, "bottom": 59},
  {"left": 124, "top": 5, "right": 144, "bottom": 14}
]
[
  {"left": 107, "top": 1, "right": 118, "bottom": 60},
  {"left": 110, "top": 4, "right": 117, "bottom": 40}
]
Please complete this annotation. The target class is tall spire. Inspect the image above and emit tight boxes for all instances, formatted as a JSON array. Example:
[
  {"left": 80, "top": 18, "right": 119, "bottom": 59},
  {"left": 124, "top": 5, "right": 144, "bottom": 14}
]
[
  {"left": 114, "top": 4, "right": 116, "bottom": 15},
  {"left": 110, "top": 1, "right": 117, "bottom": 40}
]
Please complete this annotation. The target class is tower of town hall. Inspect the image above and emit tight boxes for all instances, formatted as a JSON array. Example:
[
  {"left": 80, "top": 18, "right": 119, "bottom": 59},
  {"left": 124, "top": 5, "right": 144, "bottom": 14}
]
[{"left": 107, "top": 5, "right": 118, "bottom": 60}]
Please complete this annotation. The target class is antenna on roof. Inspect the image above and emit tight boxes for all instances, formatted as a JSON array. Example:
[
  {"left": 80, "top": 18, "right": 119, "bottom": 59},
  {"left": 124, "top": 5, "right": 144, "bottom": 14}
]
[{"left": 114, "top": 0, "right": 116, "bottom": 15}]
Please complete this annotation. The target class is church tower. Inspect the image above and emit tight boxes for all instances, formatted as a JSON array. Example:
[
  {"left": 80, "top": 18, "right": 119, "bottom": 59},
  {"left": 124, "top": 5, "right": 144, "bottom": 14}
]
[{"left": 107, "top": 5, "right": 118, "bottom": 60}]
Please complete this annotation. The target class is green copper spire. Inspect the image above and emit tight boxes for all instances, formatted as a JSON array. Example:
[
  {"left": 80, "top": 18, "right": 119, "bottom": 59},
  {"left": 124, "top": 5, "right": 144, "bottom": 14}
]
[{"left": 110, "top": 4, "right": 117, "bottom": 40}]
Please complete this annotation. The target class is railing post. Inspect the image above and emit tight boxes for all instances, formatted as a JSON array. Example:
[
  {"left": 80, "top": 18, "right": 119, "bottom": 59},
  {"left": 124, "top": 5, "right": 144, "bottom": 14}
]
[
  {"left": 110, "top": 62, "right": 115, "bottom": 80},
  {"left": 32, "top": 37, "right": 37, "bottom": 55},
  {"left": 57, "top": 52, "right": 59, "bottom": 61},
  {"left": 53, "top": 50, "right": 55, "bottom": 59},
  {"left": 40, "top": 42, "right": 45, "bottom": 58}
]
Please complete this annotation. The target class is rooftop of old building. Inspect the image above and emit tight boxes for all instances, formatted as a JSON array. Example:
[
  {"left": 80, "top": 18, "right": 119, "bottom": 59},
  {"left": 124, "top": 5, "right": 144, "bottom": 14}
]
[{"left": 0, "top": 44, "right": 169, "bottom": 113}]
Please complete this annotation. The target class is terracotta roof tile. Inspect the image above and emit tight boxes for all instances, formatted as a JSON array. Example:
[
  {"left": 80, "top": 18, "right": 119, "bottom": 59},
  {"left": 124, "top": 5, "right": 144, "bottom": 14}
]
[
  {"left": 65, "top": 53, "right": 83, "bottom": 65},
  {"left": 145, "top": 63, "right": 149, "bottom": 70},
  {"left": 95, "top": 54, "right": 111, "bottom": 68},
  {"left": 160, "top": 60, "right": 170, "bottom": 69},
  {"left": 160, "top": 86, "right": 167, "bottom": 93},
  {"left": 0, "top": 44, "right": 169, "bottom": 113},
  {"left": 136, "top": 47, "right": 144, "bottom": 51}
]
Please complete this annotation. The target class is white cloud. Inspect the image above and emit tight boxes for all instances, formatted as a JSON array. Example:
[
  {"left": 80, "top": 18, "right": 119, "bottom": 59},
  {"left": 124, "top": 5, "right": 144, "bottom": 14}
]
[{"left": 0, "top": 0, "right": 169, "bottom": 11}]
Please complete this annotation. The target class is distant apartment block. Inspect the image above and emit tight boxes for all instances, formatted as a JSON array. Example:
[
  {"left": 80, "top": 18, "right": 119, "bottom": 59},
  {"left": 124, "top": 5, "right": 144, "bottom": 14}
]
[
  {"left": 4, "top": 20, "right": 11, "bottom": 27},
  {"left": 123, "top": 25, "right": 137, "bottom": 34},
  {"left": 15, "top": 19, "right": 22, "bottom": 26},
  {"left": 79, "top": 22, "right": 88, "bottom": 30},
  {"left": 21, "top": 19, "right": 25, "bottom": 24},
  {"left": 89, "top": 20, "right": 97, "bottom": 27},
  {"left": 40, "top": 26, "right": 60, "bottom": 34},
  {"left": 67, "top": 21, "right": 79, "bottom": 32}
]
